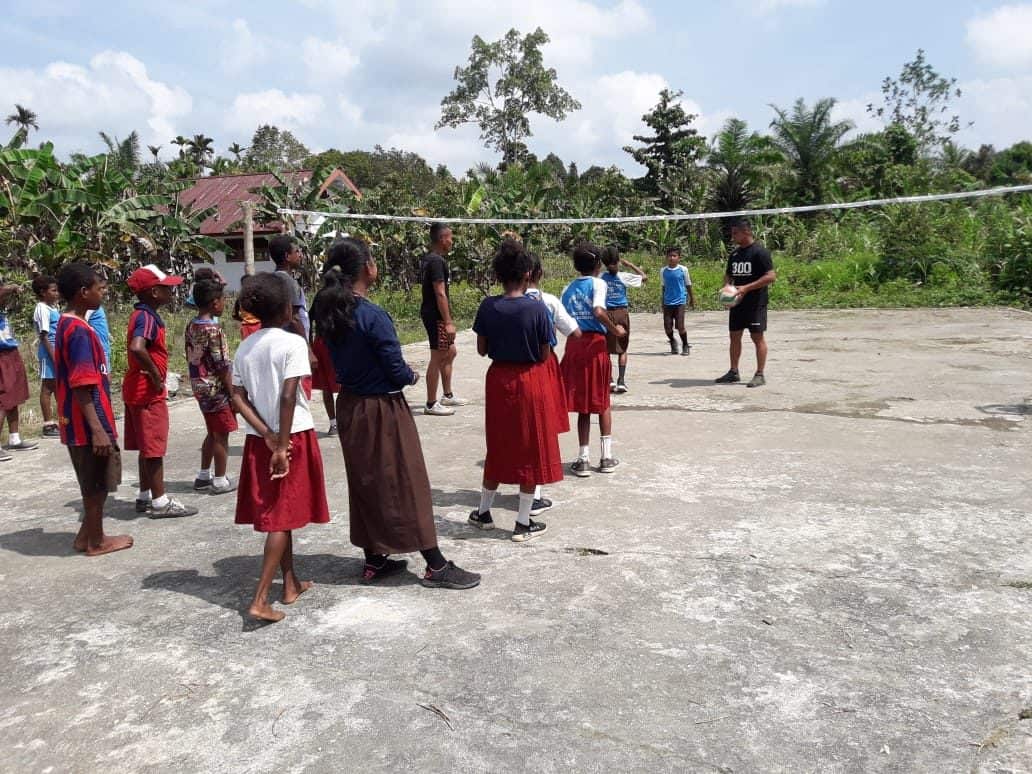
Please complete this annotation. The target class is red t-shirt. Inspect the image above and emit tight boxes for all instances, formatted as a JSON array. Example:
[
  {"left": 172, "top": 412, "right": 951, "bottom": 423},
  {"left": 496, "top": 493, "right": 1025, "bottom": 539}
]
[
  {"left": 54, "top": 315, "right": 117, "bottom": 446},
  {"left": 122, "top": 302, "right": 168, "bottom": 405}
]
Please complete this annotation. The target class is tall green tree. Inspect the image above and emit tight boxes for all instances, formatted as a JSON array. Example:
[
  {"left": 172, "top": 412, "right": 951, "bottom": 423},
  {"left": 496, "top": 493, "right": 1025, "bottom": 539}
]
[
  {"left": 187, "top": 134, "right": 215, "bottom": 169},
  {"left": 243, "top": 125, "right": 310, "bottom": 171},
  {"left": 707, "top": 118, "right": 778, "bottom": 238},
  {"left": 5, "top": 104, "right": 38, "bottom": 134},
  {"left": 99, "top": 130, "right": 141, "bottom": 175},
  {"left": 769, "top": 97, "right": 853, "bottom": 205},
  {"left": 436, "top": 27, "right": 581, "bottom": 164}
]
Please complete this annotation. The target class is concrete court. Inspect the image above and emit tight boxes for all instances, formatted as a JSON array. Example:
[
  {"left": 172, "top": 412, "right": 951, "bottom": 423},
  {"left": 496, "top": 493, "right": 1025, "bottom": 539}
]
[{"left": 0, "top": 307, "right": 1030, "bottom": 774}]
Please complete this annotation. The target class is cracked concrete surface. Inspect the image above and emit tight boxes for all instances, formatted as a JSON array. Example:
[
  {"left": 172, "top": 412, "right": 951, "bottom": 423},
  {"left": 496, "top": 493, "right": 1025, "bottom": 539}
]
[{"left": 1, "top": 307, "right": 1030, "bottom": 773}]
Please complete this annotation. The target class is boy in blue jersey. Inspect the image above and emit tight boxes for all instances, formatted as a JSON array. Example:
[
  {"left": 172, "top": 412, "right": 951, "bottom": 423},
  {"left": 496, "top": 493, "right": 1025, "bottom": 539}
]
[
  {"left": 659, "top": 247, "right": 696, "bottom": 355},
  {"left": 601, "top": 246, "right": 646, "bottom": 393}
]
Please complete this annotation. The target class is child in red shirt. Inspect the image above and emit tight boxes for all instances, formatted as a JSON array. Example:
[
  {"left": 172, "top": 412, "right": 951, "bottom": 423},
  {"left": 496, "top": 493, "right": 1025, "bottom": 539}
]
[
  {"left": 54, "top": 263, "right": 132, "bottom": 556},
  {"left": 123, "top": 264, "right": 198, "bottom": 519}
]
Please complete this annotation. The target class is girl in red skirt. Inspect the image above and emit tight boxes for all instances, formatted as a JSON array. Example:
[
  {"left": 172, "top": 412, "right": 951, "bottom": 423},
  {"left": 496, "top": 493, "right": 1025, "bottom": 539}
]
[
  {"left": 560, "top": 244, "right": 626, "bottom": 477},
  {"left": 231, "top": 272, "right": 330, "bottom": 623},
  {"left": 468, "top": 239, "right": 563, "bottom": 542}
]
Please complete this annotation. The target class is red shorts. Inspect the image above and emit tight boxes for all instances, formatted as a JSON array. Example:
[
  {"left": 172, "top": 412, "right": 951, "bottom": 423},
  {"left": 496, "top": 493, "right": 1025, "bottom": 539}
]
[
  {"left": 202, "top": 405, "right": 238, "bottom": 435},
  {"left": 123, "top": 400, "right": 169, "bottom": 458},
  {"left": 310, "top": 337, "right": 339, "bottom": 393}
]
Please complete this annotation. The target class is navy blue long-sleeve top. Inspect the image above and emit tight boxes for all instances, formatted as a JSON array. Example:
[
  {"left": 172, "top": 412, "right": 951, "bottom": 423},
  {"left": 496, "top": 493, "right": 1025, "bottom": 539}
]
[{"left": 328, "top": 297, "right": 415, "bottom": 395}]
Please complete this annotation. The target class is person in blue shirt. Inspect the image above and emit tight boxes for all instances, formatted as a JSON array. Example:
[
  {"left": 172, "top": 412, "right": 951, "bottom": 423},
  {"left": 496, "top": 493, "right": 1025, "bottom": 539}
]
[
  {"left": 600, "top": 245, "right": 646, "bottom": 393},
  {"left": 310, "top": 238, "right": 480, "bottom": 590},
  {"left": 31, "top": 275, "right": 61, "bottom": 438},
  {"left": 659, "top": 246, "right": 696, "bottom": 355}
]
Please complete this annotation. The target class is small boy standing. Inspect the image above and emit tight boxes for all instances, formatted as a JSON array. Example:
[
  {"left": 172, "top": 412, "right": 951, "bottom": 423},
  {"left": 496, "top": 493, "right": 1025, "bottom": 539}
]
[
  {"left": 32, "top": 275, "right": 61, "bottom": 438},
  {"left": 54, "top": 263, "right": 133, "bottom": 556},
  {"left": 0, "top": 279, "right": 38, "bottom": 459},
  {"left": 660, "top": 246, "right": 696, "bottom": 355},
  {"left": 123, "top": 264, "right": 198, "bottom": 518},
  {"left": 600, "top": 246, "right": 646, "bottom": 393},
  {"left": 185, "top": 274, "right": 238, "bottom": 495}
]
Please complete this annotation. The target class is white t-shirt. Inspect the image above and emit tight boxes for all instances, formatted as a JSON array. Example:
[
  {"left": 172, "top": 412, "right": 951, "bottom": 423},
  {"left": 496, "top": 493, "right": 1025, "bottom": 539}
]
[
  {"left": 232, "top": 327, "right": 314, "bottom": 436},
  {"left": 614, "top": 271, "right": 644, "bottom": 288},
  {"left": 33, "top": 301, "right": 58, "bottom": 341},
  {"left": 526, "top": 288, "right": 579, "bottom": 338}
]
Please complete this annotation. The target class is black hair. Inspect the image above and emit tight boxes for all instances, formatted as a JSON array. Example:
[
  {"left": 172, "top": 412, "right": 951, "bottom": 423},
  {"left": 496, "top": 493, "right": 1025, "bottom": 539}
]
[
  {"left": 529, "top": 253, "right": 544, "bottom": 282},
  {"left": 192, "top": 277, "right": 225, "bottom": 310},
  {"left": 310, "top": 238, "right": 371, "bottom": 343},
  {"left": 239, "top": 272, "right": 290, "bottom": 324},
  {"left": 269, "top": 235, "right": 298, "bottom": 266},
  {"left": 57, "top": 263, "right": 99, "bottom": 304},
  {"left": 32, "top": 275, "right": 57, "bottom": 297},
  {"left": 429, "top": 223, "right": 451, "bottom": 245},
  {"left": 729, "top": 217, "right": 752, "bottom": 231},
  {"left": 572, "top": 243, "right": 602, "bottom": 275},
  {"left": 602, "top": 245, "right": 620, "bottom": 268},
  {"left": 665, "top": 245, "right": 681, "bottom": 256},
  {"left": 492, "top": 238, "right": 532, "bottom": 286}
]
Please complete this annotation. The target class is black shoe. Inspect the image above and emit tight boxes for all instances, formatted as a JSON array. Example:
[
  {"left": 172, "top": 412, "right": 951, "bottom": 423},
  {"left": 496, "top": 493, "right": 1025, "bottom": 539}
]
[
  {"left": 193, "top": 477, "right": 213, "bottom": 491},
  {"left": 681, "top": 343, "right": 691, "bottom": 356},
  {"left": 715, "top": 369, "right": 740, "bottom": 384},
  {"left": 598, "top": 457, "right": 620, "bottom": 474},
  {"left": 135, "top": 499, "right": 151, "bottom": 513},
  {"left": 421, "top": 561, "right": 481, "bottom": 589},
  {"left": 570, "top": 459, "right": 592, "bottom": 478},
  {"left": 512, "top": 519, "right": 547, "bottom": 542},
  {"left": 361, "top": 557, "right": 408, "bottom": 583},
  {"left": 530, "top": 498, "right": 552, "bottom": 516},
  {"left": 669, "top": 341, "right": 679, "bottom": 355},
  {"left": 747, "top": 373, "right": 766, "bottom": 388},
  {"left": 42, "top": 425, "right": 61, "bottom": 438},
  {"left": 468, "top": 509, "right": 495, "bottom": 530}
]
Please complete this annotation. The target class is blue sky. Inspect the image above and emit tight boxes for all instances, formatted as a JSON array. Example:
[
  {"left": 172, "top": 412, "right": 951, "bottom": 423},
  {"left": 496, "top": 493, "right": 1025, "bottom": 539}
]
[{"left": 2, "top": 1, "right": 1030, "bottom": 174}]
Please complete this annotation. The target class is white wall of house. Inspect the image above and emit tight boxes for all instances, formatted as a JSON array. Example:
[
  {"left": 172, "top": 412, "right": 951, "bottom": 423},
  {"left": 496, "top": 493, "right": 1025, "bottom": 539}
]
[{"left": 192, "top": 251, "right": 276, "bottom": 292}]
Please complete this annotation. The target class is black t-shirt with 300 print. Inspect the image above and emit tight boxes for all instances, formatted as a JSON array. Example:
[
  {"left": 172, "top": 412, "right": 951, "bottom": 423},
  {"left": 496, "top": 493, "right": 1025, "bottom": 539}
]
[{"left": 725, "top": 242, "right": 774, "bottom": 308}]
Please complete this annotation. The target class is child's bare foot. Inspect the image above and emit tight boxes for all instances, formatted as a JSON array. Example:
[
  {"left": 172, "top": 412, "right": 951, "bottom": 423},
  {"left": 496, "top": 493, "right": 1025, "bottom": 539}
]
[
  {"left": 281, "top": 580, "right": 314, "bottom": 605},
  {"left": 73, "top": 537, "right": 87, "bottom": 552},
  {"left": 84, "top": 535, "right": 134, "bottom": 557},
  {"left": 248, "top": 602, "right": 285, "bottom": 623}
]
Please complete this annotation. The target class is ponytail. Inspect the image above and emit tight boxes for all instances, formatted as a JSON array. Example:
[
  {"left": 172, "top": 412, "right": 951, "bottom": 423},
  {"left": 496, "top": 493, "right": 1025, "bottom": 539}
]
[{"left": 310, "top": 238, "right": 369, "bottom": 343}]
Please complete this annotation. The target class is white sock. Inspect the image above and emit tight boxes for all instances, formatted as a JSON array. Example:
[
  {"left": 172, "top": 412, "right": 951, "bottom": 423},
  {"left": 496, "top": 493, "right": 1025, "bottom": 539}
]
[
  {"left": 9, "top": 433, "right": 20, "bottom": 446},
  {"left": 533, "top": 485, "right": 542, "bottom": 500},
  {"left": 196, "top": 469, "right": 211, "bottom": 481},
  {"left": 479, "top": 487, "right": 496, "bottom": 515},
  {"left": 137, "top": 488, "right": 151, "bottom": 501},
  {"left": 578, "top": 445, "right": 590, "bottom": 460},
  {"left": 601, "top": 435, "right": 613, "bottom": 459},
  {"left": 213, "top": 475, "right": 229, "bottom": 488},
  {"left": 151, "top": 494, "right": 170, "bottom": 509},
  {"left": 517, "top": 491, "right": 534, "bottom": 527}
]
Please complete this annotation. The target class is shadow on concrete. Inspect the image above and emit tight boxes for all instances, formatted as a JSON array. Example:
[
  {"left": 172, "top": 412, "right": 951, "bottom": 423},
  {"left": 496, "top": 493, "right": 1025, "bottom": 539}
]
[
  {"left": 650, "top": 378, "right": 723, "bottom": 388},
  {"left": 430, "top": 487, "right": 481, "bottom": 510},
  {"left": 0, "top": 528, "right": 80, "bottom": 557},
  {"left": 977, "top": 403, "right": 1032, "bottom": 416}
]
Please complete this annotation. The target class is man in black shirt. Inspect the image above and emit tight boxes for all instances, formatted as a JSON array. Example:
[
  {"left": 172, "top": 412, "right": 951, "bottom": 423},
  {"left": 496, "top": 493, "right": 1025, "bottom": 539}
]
[
  {"left": 715, "top": 218, "right": 777, "bottom": 387},
  {"left": 419, "top": 223, "right": 466, "bottom": 415}
]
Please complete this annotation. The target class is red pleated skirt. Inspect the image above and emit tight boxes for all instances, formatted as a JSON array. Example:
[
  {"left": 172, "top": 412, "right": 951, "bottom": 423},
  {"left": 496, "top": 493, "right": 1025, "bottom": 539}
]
[
  {"left": 310, "top": 336, "right": 339, "bottom": 392},
  {"left": 484, "top": 360, "right": 564, "bottom": 488},
  {"left": 544, "top": 351, "right": 570, "bottom": 434},
  {"left": 235, "top": 429, "right": 330, "bottom": 532},
  {"left": 560, "top": 332, "right": 612, "bottom": 414}
]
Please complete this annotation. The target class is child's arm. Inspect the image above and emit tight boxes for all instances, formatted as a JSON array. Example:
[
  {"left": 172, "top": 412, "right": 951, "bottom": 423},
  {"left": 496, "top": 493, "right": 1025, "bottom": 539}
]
[
  {"left": 38, "top": 330, "right": 56, "bottom": 364},
  {"left": 272, "top": 377, "right": 299, "bottom": 479},
  {"left": 128, "top": 336, "right": 163, "bottom": 390},
  {"left": 231, "top": 385, "right": 292, "bottom": 479},
  {"left": 476, "top": 335, "right": 488, "bottom": 357},
  {"left": 593, "top": 307, "right": 625, "bottom": 337},
  {"left": 73, "top": 386, "right": 112, "bottom": 456},
  {"left": 686, "top": 271, "right": 696, "bottom": 309},
  {"left": 621, "top": 258, "right": 647, "bottom": 280}
]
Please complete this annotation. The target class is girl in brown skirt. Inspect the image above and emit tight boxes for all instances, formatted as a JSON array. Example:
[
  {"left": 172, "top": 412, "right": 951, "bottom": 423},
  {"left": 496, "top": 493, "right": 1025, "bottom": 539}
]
[{"left": 309, "top": 238, "right": 480, "bottom": 590}]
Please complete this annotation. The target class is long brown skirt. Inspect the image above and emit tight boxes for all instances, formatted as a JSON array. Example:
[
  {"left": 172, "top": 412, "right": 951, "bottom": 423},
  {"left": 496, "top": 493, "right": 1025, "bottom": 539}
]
[{"left": 336, "top": 391, "right": 438, "bottom": 554}]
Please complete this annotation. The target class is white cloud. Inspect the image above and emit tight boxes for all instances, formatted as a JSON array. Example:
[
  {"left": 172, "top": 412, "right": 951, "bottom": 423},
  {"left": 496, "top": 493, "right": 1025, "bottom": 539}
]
[
  {"left": 956, "top": 75, "right": 1032, "bottom": 149},
  {"left": 220, "top": 18, "right": 263, "bottom": 74},
  {"left": 832, "top": 95, "right": 886, "bottom": 138},
  {"left": 0, "top": 50, "right": 191, "bottom": 153},
  {"left": 338, "top": 96, "right": 364, "bottom": 125},
  {"left": 302, "top": 37, "right": 360, "bottom": 80},
  {"left": 966, "top": 4, "right": 1032, "bottom": 71},
  {"left": 738, "top": 0, "right": 825, "bottom": 14},
  {"left": 227, "top": 90, "right": 325, "bottom": 138}
]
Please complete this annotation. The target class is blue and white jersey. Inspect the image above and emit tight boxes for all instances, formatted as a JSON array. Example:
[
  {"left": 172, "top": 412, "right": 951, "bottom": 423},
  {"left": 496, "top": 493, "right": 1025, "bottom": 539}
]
[
  {"left": 601, "top": 271, "right": 643, "bottom": 309},
  {"left": 661, "top": 265, "right": 692, "bottom": 306},
  {"left": 0, "top": 310, "right": 18, "bottom": 350},
  {"left": 560, "top": 276, "right": 607, "bottom": 334}
]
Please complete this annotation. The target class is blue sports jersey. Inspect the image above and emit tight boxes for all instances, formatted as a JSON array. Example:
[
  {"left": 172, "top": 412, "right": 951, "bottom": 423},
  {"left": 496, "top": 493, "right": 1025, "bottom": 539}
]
[
  {"left": 87, "top": 307, "right": 112, "bottom": 368},
  {"left": 601, "top": 272, "right": 629, "bottom": 308},
  {"left": 560, "top": 276, "right": 606, "bottom": 334},
  {"left": 661, "top": 265, "right": 690, "bottom": 306},
  {"left": 525, "top": 289, "right": 558, "bottom": 347}
]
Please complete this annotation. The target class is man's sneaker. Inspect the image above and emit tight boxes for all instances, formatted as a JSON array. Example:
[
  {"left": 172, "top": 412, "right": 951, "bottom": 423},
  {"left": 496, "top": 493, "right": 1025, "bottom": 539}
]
[
  {"left": 0, "top": 450, "right": 12, "bottom": 462},
  {"left": 747, "top": 373, "right": 766, "bottom": 388},
  {"left": 135, "top": 499, "right": 151, "bottom": 513},
  {"left": 669, "top": 341, "right": 679, "bottom": 355},
  {"left": 424, "top": 401, "right": 456, "bottom": 416},
  {"left": 681, "top": 344, "right": 692, "bottom": 356},
  {"left": 42, "top": 425, "right": 60, "bottom": 438},
  {"left": 530, "top": 498, "right": 553, "bottom": 516},
  {"left": 421, "top": 561, "right": 481, "bottom": 589},
  {"left": 615, "top": 382, "right": 628, "bottom": 394},
  {"left": 599, "top": 457, "right": 620, "bottom": 474},
  {"left": 715, "top": 369, "right": 741, "bottom": 384},
  {"left": 512, "top": 519, "right": 547, "bottom": 542},
  {"left": 361, "top": 557, "right": 408, "bottom": 583},
  {"left": 149, "top": 498, "right": 199, "bottom": 519},
  {"left": 209, "top": 478, "right": 238, "bottom": 495},
  {"left": 439, "top": 394, "right": 467, "bottom": 407},
  {"left": 193, "top": 477, "right": 212, "bottom": 491},
  {"left": 570, "top": 458, "right": 592, "bottom": 478},
  {"left": 468, "top": 509, "right": 495, "bottom": 530},
  {"left": 327, "top": 420, "right": 338, "bottom": 436},
  {"left": 6, "top": 440, "right": 38, "bottom": 451}
]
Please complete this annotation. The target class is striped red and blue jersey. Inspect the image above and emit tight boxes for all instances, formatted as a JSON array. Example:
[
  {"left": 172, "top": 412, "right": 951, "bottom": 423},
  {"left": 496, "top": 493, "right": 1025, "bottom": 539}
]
[
  {"left": 122, "top": 302, "right": 167, "bottom": 405},
  {"left": 54, "top": 315, "right": 117, "bottom": 447}
]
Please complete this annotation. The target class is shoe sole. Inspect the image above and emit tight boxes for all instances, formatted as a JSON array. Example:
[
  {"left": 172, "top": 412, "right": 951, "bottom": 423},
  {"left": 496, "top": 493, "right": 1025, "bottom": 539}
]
[
  {"left": 209, "top": 487, "right": 237, "bottom": 495},
  {"left": 420, "top": 578, "right": 481, "bottom": 590},
  {"left": 150, "top": 509, "right": 199, "bottom": 519},
  {"left": 572, "top": 469, "right": 591, "bottom": 478},
  {"left": 511, "top": 527, "right": 547, "bottom": 543},
  {"left": 599, "top": 464, "right": 619, "bottom": 474},
  {"left": 615, "top": 387, "right": 627, "bottom": 394},
  {"left": 529, "top": 505, "right": 552, "bottom": 517},
  {"left": 467, "top": 519, "right": 495, "bottom": 530}
]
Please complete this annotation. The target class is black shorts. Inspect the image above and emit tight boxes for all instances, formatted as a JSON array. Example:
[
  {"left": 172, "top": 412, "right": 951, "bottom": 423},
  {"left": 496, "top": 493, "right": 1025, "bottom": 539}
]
[
  {"left": 67, "top": 444, "right": 122, "bottom": 497},
  {"left": 422, "top": 316, "right": 453, "bottom": 351},
  {"left": 729, "top": 304, "right": 767, "bottom": 332}
]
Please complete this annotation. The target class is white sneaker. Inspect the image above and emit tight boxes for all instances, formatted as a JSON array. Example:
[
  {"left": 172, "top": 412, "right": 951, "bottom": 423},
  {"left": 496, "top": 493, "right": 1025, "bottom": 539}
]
[
  {"left": 439, "top": 394, "right": 467, "bottom": 407},
  {"left": 424, "top": 401, "right": 456, "bottom": 416}
]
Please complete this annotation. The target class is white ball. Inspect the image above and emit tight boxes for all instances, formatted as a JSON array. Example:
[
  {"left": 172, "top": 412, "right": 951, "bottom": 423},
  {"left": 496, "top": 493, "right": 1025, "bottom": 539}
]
[{"left": 719, "top": 285, "right": 741, "bottom": 308}]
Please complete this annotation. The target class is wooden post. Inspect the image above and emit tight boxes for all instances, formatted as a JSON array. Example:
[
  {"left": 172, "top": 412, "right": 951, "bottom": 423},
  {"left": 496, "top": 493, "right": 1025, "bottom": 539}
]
[{"left": 242, "top": 199, "right": 255, "bottom": 276}]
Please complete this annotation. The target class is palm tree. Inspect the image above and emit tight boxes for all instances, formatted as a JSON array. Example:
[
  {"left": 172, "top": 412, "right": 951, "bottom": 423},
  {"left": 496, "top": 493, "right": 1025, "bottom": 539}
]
[
  {"left": 227, "top": 142, "right": 247, "bottom": 162},
  {"left": 5, "top": 104, "right": 38, "bottom": 133},
  {"left": 99, "top": 130, "right": 141, "bottom": 174},
  {"left": 188, "top": 134, "right": 215, "bottom": 169},
  {"left": 708, "top": 118, "right": 779, "bottom": 240},
  {"left": 147, "top": 144, "right": 163, "bottom": 163},
  {"left": 171, "top": 135, "right": 189, "bottom": 159},
  {"left": 768, "top": 97, "right": 853, "bottom": 205}
]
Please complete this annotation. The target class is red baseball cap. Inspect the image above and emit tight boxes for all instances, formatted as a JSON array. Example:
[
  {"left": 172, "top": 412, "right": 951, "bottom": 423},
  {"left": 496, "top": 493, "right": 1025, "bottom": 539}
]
[{"left": 127, "top": 264, "right": 184, "bottom": 293}]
